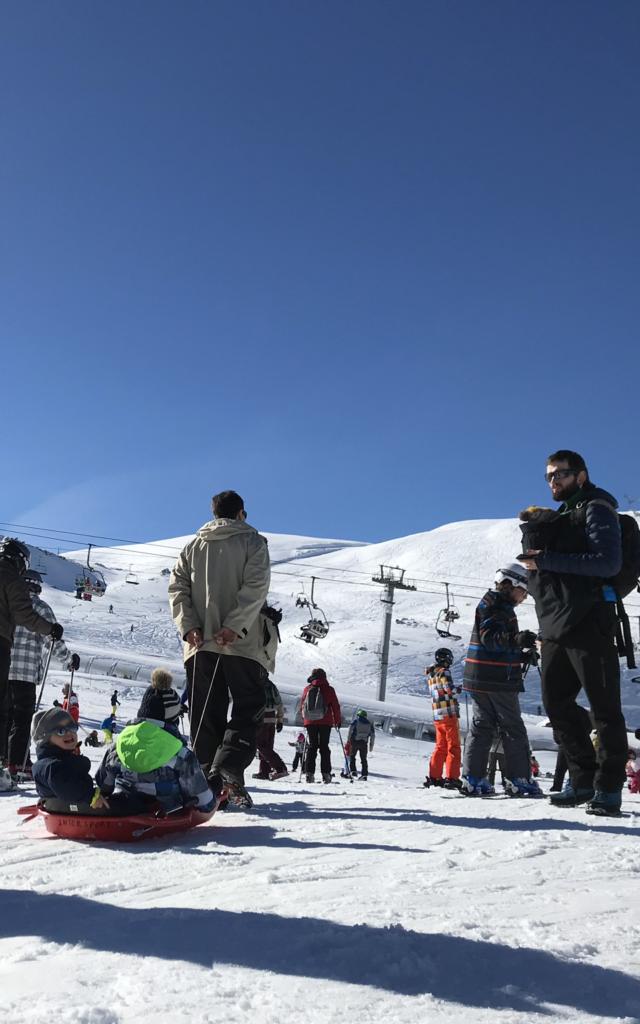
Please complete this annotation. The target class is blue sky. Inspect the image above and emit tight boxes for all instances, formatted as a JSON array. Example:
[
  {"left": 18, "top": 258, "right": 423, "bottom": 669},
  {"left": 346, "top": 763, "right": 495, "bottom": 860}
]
[{"left": 2, "top": 1, "right": 639, "bottom": 548}]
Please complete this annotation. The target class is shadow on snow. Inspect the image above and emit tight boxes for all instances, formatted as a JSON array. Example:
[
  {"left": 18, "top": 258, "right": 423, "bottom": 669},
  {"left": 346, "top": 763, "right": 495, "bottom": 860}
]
[{"left": 1, "top": 889, "right": 639, "bottom": 1017}]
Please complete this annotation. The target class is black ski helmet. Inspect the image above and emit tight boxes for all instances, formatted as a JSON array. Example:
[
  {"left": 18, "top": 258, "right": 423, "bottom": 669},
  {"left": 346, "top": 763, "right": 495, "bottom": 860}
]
[
  {"left": 0, "top": 537, "right": 30, "bottom": 575},
  {"left": 23, "top": 570, "right": 43, "bottom": 593},
  {"left": 434, "top": 647, "right": 453, "bottom": 667}
]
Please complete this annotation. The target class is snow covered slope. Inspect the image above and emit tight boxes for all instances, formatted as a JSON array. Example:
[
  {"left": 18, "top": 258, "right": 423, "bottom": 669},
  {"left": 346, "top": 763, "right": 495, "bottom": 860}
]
[{"left": 26, "top": 514, "right": 640, "bottom": 724}]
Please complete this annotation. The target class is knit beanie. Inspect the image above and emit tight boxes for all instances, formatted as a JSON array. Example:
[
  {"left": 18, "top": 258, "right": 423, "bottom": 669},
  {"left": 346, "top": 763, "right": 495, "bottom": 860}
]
[
  {"left": 138, "top": 668, "right": 181, "bottom": 723},
  {"left": 308, "top": 668, "right": 326, "bottom": 684},
  {"left": 32, "top": 707, "right": 77, "bottom": 744}
]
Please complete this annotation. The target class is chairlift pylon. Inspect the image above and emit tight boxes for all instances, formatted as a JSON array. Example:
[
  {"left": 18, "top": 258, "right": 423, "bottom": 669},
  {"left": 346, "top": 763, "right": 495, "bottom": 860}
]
[{"left": 435, "top": 583, "right": 461, "bottom": 641}]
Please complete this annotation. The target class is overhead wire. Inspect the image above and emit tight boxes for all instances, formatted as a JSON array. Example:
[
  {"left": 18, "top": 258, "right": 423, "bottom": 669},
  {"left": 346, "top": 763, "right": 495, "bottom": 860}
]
[{"left": 2, "top": 519, "right": 639, "bottom": 611}]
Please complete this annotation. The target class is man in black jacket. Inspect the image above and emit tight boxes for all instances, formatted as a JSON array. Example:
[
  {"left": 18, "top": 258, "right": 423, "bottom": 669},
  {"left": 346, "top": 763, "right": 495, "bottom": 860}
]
[{"left": 520, "top": 450, "right": 627, "bottom": 816}]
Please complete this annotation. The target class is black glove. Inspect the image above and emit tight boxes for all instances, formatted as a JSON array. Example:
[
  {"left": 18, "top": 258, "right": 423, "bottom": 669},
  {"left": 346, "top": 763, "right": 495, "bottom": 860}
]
[
  {"left": 50, "top": 622, "right": 64, "bottom": 642},
  {"left": 516, "top": 630, "right": 537, "bottom": 649},
  {"left": 276, "top": 722, "right": 283, "bottom": 733},
  {"left": 53, "top": 700, "right": 61, "bottom": 707},
  {"left": 70, "top": 653, "right": 80, "bottom": 671}
]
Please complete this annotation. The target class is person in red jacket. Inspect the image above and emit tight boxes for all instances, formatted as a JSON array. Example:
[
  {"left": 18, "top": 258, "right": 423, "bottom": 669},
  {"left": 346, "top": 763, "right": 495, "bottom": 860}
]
[{"left": 298, "top": 668, "right": 341, "bottom": 783}]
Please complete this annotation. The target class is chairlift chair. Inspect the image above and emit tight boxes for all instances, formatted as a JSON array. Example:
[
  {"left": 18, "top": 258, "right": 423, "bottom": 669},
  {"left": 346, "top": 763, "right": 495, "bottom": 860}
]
[
  {"left": 125, "top": 565, "right": 139, "bottom": 585},
  {"left": 299, "top": 615, "right": 330, "bottom": 645},
  {"left": 435, "top": 583, "right": 462, "bottom": 641},
  {"left": 296, "top": 576, "right": 330, "bottom": 644}
]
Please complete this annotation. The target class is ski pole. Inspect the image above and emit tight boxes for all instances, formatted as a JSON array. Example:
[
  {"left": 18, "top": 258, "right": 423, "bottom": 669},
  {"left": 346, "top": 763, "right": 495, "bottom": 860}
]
[
  {"left": 33, "top": 636, "right": 56, "bottom": 715},
  {"left": 22, "top": 636, "right": 56, "bottom": 774},
  {"left": 298, "top": 736, "right": 308, "bottom": 782},
  {"left": 333, "top": 719, "right": 353, "bottom": 783}
]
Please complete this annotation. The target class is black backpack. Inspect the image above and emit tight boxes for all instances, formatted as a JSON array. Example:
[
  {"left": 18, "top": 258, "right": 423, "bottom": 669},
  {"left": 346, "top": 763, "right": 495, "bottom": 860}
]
[
  {"left": 303, "top": 685, "right": 326, "bottom": 721},
  {"left": 611, "top": 513, "right": 640, "bottom": 598}
]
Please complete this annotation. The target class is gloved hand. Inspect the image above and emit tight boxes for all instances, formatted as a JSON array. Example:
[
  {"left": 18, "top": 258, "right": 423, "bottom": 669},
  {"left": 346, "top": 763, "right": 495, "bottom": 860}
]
[
  {"left": 53, "top": 700, "right": 61, "bottom": 707},
  {"left": 276, "top": 722, "right": 283, "bottom": 733},
  {"left": 50, "top": 622, "right": 64, "bottom": 642},
  {"left": 516, "top": 630, "right": 538, "bottom": 649},
  {"left": 70, "top": 653, "right": 80, "bottom": 671}
]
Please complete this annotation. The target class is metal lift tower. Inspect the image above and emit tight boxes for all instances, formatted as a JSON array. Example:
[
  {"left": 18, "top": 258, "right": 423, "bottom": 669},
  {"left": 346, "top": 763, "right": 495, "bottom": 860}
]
[{"left": 372, "top": 565, "right": 416, "bottom": 702}]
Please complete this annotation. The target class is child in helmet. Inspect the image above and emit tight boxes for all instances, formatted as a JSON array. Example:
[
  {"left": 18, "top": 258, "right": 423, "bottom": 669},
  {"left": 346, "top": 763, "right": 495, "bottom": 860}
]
[
  {"left": 424, "top": 648, "right": 462, "bottom": 789},
  {"left": 347, "top": 709, "right": 375, "bottom": 780},
  {"left": 461, "top": 565, "right": 542, "bottom": 798}
]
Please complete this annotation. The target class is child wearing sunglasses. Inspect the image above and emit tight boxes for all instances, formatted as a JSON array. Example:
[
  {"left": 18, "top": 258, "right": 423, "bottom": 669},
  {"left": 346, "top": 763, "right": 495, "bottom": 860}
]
[{"left": 31, "top": 707, "right": 104, "bottom": 810}]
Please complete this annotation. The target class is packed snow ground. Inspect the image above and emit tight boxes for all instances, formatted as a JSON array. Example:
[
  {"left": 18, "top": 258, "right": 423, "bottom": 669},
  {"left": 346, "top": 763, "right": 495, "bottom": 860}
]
[{"left": 1, "top": 519, "right": 640, "bottom": 1023}]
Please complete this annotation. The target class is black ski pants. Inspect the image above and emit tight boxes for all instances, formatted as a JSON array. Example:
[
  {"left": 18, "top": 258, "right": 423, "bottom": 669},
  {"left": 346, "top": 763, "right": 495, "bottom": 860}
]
[
  {"left": 256, "top": 721, "right": 287, "bottom": 775},
  {"left": 349, "top": 739, "right": 369, "bottom": 777},
  {"left": 306, "top": 724, "right": 332, "bottom": 775},
  {"left": 541, "top": 612, "right": 627, "bottom": 792},
  {"left": 186, "top": 651, "right": 266, "bottom": 785},
  {"left": 0, "top": 639, "right": 11, "bottom": 760},
  {"left": 6, "top": 681, "right": 37, "bottom": 767}
]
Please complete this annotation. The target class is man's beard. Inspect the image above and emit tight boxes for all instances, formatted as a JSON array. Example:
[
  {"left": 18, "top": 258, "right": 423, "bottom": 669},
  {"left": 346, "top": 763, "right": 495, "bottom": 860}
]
[{"left": 551, "top": 482, "right": 579, "bottom": 503}]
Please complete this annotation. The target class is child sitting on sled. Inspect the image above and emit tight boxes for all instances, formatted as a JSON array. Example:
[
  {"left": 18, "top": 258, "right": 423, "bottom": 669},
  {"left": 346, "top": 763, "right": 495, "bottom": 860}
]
[
  {"left": 95, "top": 669, "right": 215, "bottom": 813},
  {"left": 31, "top": 708, "right": 141, "bottom": 815}
]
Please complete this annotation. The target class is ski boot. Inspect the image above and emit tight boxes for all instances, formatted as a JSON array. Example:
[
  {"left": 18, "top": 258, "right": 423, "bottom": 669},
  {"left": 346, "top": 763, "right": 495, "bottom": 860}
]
[
  {"left": 322, "top": 772, "right": 333, "bottom": 784},
  {"left": 0, "top": 767, "right": 16, "bottom": 792},
  {"left": 460, "top": 775, "right": 495, "bottom": 797},
  {"left": 251, "top": 772, "right": 270, "bottom": 780},
  {"left": 503, "top": 777, "right": 544, "bottom": 798},
  {"left": 208, "top": 771, "right": 252, "bottom": 810},
  {"left": 443, "top": 778, "right": 462, "bottom": 790},
  {"left": 585, "top": 790, "right": 622, "bottom": 817},
  {"left": 305, "top": 772, "right": 315, "bottom": 783},
  {"left": 269, "top": 769, "right": 289, "bottom": 781},
  {"left": 549, "top": 783, "right": 594, "bottom": 808},
  {"left": 358, "top": 774, "right": 368, "bottom": 781},
  {"left": 423, "top": 776, "right": 445, "bottom": 788}
]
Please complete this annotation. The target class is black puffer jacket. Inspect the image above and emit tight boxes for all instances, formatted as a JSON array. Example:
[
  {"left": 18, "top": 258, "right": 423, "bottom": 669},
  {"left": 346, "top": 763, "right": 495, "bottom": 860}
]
[
  {"left": 32, "top": 743, "right": 95, "bottom": 804},
  {"left": 0, "top": 560, "right": 53, "bottom": 646},
  {"left": 520, "top": 484, "right": 621, "bottom": 640}
]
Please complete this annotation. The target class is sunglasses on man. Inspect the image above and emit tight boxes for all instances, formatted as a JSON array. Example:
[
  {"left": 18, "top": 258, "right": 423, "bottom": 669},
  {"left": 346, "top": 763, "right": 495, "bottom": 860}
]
[
  {"left": 54, "top": 725, "right": 78, "bottom": 736},
  {"left": 545, "top": 469, "right": 575, "bottom": 483}
]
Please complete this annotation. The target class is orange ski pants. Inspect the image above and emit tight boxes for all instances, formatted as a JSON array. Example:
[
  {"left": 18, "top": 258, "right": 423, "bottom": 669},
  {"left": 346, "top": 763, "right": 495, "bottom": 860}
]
[{"left": 429, "top": 717, "right": 461, "bottom": 780}]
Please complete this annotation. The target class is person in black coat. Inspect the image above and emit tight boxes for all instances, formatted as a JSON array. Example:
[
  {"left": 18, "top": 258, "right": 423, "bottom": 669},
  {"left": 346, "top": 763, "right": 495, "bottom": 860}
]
[{"left": 520, "top": 450, "right": 628, "bottom": 815}]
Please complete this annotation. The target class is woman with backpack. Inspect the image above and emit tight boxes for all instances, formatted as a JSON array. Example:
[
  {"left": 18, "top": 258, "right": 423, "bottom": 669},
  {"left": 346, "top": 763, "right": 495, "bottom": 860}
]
[{"left": 298, "top": 668, "right": 341, "bottom": 783}]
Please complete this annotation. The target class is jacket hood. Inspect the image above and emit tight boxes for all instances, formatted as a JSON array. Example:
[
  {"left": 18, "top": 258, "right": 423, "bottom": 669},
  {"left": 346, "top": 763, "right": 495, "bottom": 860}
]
[
  {"left": 578, "top": 484, "right": 618, "bottom": 509},
  {"left": 196, "top": 519, "right": 259, "bottom": 543},
  {"left": 116, "top": 720, "right": 183, "bottom": 773}
]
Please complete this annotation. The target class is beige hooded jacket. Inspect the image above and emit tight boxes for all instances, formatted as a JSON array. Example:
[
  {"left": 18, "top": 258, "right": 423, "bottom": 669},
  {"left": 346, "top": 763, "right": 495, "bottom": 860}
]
[{"left": 168, "top": 518, "right": 273, "bottom": 670}]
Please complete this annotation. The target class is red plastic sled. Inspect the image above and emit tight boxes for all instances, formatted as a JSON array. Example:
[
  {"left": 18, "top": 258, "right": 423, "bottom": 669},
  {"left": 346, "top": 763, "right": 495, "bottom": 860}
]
[{"left": 17, "top": 802, "right": 216, "bottom": 842}]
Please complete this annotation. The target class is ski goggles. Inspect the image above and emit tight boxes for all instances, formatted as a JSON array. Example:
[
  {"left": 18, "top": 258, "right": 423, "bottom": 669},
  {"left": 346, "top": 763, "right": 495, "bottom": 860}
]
[{"left": 54, "top": 724, "right": 78, "bottom": 736}]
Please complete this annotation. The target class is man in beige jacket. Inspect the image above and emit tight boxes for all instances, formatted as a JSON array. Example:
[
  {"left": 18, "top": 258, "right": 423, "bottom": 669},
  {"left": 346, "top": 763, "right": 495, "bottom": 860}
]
[{"left": 169, "top": 490, "right": 272, "bottom": 806}]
